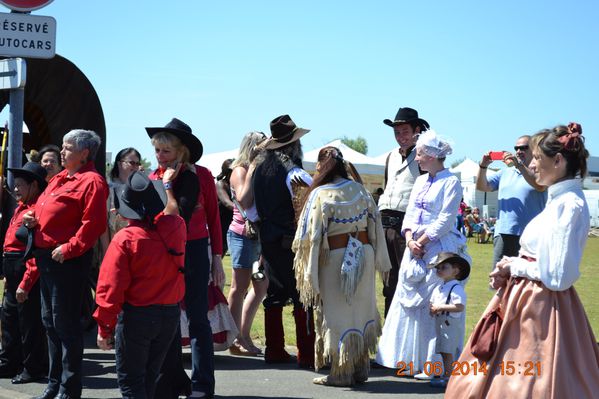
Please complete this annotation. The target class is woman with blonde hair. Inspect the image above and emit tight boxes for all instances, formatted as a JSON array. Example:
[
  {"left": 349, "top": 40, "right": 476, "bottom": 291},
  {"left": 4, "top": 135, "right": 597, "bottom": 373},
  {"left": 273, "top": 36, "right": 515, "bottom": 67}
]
[
  {"left": 148, "top": 118, "right": 224, "bottom": 399},
  {"left": 227, "top": 131, "right": 269, "bottom": 355}
]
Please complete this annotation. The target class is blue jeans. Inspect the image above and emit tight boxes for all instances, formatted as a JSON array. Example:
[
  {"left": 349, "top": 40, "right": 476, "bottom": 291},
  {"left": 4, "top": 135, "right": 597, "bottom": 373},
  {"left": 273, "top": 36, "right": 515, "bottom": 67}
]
[
  {"left": 115, "top": 304, "right": 180, "bottom": 399},
  {"left": 226, "top": 229, "right": 260, "bottom": 269},
  {"left": 185, "top": 238, "right": 214, "bottom": 394},
  {"left": 37, "top": 250, "right": 92, "bottom": 398}
]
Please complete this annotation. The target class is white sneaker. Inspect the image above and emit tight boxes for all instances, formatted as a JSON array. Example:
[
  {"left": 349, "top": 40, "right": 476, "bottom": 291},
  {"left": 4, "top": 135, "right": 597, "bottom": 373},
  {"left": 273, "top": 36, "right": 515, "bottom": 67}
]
[{"left": 414, "top": 372, "right": 434, "bottom": 380}]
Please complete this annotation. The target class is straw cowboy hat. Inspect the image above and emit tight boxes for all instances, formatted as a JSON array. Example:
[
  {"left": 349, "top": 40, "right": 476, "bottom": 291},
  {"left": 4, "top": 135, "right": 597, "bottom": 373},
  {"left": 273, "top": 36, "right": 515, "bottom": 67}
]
[
  {"left": 146, "top": 118, "right": 203, "bottom": 163},
  {"left": 260, "top": 114, "right": 310, "bottom": 150}
]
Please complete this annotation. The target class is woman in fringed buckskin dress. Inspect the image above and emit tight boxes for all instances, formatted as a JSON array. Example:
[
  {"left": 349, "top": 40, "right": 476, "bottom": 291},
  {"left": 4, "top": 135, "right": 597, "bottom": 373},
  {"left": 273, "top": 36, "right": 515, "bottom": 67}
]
[
  {"left": 446, "top": 123, "right": 599, "bottom": 398},
  {"left": 293, "top": 146, "right": 391, "bottom": 387}
]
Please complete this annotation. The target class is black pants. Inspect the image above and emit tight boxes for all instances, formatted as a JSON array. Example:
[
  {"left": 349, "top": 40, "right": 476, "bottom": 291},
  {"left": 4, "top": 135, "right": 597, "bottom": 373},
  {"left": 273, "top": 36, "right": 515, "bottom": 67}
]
[
  {"left": 492, "top": 234, "right": 521, "bottom": 270},
  {"left": 261, "top": 238, "right": 300, "bottom": 308},
  {"left": 116, "top": 303, "right": 180, "bottom": 399},
  {"left": 381, "top": 211, "right": 406, "bottom": 317},
  {"left": 0, "top": 256, "right": 47, "bottom": 376},
  {"left": 37, "top": 250, "right": 92, "bottom": 398}
]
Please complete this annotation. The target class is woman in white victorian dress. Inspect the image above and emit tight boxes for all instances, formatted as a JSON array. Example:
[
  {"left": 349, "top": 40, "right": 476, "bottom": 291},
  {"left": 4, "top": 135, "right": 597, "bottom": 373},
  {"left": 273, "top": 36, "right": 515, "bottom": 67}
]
[{"left": 376, "top": 131, "right": 470, "bottom": 377}]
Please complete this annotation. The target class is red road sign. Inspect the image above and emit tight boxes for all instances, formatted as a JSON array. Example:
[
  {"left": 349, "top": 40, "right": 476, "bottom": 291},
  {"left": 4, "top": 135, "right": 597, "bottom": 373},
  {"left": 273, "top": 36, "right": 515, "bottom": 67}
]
[{"left": 0, "top": 0, "right": 53, "bottom": 12}]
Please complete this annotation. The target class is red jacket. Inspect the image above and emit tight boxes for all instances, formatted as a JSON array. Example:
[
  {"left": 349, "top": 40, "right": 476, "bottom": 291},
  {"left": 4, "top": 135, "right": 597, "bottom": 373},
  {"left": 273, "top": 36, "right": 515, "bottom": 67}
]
[
  {"left": 94, "top": 213, "right": 186, "bottom": 338},
  {"left": 3, "top": 201, "right": 40, "bottom": 292}
]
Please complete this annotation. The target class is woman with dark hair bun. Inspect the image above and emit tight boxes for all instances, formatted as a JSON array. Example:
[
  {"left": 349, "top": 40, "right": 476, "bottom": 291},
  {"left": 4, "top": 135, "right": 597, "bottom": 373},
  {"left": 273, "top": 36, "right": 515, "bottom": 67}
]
[
  {"left": 293, "top": 146, "right": 391, "bottom": 387},
  {"left": 446, "top": 123, "right": 599, "bottom": 398}
]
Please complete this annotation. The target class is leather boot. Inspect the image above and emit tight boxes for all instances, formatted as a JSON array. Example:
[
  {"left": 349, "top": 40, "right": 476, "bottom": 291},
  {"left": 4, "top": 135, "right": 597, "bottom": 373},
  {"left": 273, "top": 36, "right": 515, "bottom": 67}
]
[
  {"left": 293, "top": 306, "right": 315, "bottom": 369},
  {"left": 264, "top": 306, "right": 291, "bottom": 363}
]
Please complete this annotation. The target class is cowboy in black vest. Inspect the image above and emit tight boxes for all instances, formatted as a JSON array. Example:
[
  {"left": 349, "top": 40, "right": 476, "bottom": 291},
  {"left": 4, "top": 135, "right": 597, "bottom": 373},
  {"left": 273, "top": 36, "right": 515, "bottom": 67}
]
[{"left": 252, "top": 115, "right": 314, "bottom": 368}]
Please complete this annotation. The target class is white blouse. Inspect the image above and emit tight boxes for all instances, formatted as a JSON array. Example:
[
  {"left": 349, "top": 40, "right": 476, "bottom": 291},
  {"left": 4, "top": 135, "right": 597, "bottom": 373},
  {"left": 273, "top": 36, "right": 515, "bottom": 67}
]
[
  {"left": 401, "top": 168, "right": 463, "bottom": 241},
  {"left": 509, "top": 179, "right": 589, "bottom": 291}
]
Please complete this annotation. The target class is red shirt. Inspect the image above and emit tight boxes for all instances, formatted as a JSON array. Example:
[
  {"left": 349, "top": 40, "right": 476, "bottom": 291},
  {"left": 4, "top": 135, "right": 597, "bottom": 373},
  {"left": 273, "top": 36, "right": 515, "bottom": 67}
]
[
  {"left": 149, "top": 165, "right": 223, "bottom": 254},
  {"left": 19, "top": 260, "right": 39, "bottom": 292},
  {"left": 33, "top": 161, "right": 108, "bottom": 260},
  {"left": 3, "top": 201, "right": 40, "bottom": 292},
  {"left": 4, "top": 202, "right": 33, "bottom": 253},
  {"left": 93, "top": 213, "right": 186, "bottom": 338}
]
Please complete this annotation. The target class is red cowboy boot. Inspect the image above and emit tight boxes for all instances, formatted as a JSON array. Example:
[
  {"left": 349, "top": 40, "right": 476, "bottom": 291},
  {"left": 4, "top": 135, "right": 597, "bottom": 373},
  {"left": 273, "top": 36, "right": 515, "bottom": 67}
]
[
  {"left": 293, "top": 306, "right": 315, "bottom": 369},
  {"left": 264, "top": 306, "right": 292, "bottom": 363}
]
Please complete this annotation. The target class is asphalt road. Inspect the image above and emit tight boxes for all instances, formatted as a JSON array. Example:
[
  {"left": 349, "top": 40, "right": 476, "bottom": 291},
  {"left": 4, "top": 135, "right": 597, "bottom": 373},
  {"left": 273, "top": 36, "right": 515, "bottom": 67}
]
[{"left": 0, "top": 330, "right": 446, "bottom": 399}]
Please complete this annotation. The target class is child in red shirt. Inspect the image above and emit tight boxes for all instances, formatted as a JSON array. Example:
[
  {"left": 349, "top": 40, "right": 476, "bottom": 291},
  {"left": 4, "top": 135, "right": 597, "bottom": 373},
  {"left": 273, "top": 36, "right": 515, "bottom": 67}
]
[{"left": 94, "top": 168, "right": 185, "bottom": 399}]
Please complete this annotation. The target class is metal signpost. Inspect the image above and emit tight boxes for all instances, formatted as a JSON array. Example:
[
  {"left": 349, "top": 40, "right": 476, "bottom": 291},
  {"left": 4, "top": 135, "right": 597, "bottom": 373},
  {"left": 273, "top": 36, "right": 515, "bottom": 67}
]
[{"left": 0, "top": 0, "right": 55, "bottom": 188}]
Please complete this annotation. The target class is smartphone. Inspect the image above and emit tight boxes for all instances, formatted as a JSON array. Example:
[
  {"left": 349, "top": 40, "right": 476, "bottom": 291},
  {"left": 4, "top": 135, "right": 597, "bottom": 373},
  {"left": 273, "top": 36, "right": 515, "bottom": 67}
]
[{"left": 489, "top": 151, "right": 505, "bottom": 161}]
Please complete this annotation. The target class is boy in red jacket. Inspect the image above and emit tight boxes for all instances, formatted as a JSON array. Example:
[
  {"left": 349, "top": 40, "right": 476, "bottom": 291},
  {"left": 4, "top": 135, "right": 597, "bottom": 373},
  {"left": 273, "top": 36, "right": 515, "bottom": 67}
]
[{"left": 94, "top": 167, "right": 185, "bottom": 399}]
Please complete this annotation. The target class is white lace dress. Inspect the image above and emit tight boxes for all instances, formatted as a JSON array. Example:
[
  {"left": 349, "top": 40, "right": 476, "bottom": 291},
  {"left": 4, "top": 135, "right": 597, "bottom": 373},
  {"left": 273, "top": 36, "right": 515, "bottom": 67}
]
[{"left": 376, "top": 169, "right": 470, "bottom": 371}]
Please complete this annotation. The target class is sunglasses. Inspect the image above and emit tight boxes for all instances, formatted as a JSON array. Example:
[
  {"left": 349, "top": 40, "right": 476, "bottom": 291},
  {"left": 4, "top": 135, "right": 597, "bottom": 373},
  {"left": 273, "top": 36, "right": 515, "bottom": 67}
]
[
  {"left": 514, "top": 145, "right": 529, "bottom": 152},
  {"left": 121, "top": 160, "right": 141, "bottom": 166}
]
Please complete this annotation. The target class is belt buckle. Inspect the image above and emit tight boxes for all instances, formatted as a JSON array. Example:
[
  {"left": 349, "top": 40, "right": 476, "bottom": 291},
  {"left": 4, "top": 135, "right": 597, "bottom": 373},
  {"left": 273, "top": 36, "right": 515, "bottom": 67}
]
[{"left": 381, "top": 216, "right": 392, "bottom": 227}]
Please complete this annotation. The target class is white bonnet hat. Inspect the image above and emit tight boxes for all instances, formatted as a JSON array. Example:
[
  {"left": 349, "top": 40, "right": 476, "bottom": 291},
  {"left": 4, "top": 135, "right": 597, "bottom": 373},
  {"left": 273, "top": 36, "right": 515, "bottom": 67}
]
[{"left": 416, "top": 130, "right": 453, "bottom": 158}]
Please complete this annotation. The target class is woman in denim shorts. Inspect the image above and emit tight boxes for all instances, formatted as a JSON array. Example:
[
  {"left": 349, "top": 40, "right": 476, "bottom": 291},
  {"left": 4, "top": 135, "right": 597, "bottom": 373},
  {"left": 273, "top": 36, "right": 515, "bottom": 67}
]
[{"left": 227, "top": 131, "right": 269, "bottom": 355}]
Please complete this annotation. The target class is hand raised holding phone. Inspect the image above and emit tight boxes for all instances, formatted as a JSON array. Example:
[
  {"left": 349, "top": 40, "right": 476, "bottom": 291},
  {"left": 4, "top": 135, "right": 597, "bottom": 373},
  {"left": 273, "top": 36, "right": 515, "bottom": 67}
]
[{"left": 489, "top": 151, "right": 505, "bottom": 161}]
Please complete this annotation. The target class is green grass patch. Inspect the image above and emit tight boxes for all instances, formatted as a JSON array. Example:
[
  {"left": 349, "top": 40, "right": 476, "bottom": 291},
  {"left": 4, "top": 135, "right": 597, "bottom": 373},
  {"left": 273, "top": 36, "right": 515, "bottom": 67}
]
[{"left": 222, "top": 237, "right": 599, "bottom": 347}]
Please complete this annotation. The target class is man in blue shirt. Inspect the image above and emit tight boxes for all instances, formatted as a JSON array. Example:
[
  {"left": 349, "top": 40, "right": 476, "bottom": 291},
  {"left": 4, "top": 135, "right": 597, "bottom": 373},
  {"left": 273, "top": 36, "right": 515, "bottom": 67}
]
[{"left": 476, "top": 135, "right": 547, "bottom": 269}]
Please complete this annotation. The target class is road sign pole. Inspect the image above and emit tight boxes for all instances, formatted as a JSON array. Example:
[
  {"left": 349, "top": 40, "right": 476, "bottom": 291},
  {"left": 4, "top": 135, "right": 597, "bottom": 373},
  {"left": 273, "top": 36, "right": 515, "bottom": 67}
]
[{"left": 7, "top": 85, "right": 24, "bottom": 188}]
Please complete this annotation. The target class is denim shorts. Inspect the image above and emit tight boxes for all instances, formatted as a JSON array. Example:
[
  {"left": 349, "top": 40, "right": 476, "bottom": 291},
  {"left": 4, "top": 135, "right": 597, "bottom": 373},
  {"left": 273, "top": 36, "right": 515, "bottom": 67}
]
[{"left": 227, "top": 230, "right": 261, "bottom": 269}]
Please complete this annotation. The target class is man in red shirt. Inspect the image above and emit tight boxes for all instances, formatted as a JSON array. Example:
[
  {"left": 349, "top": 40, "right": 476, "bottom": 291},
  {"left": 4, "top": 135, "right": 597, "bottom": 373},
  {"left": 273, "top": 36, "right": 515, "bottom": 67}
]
[
  {"left": 23, "top": 130, "right": 108, "bottom": 399},
  {"left": 0, "top": 162, "right": 48, "bottom": 384},
  {"left": 94, "top": 168, "right": 185, "bottom": 399}
]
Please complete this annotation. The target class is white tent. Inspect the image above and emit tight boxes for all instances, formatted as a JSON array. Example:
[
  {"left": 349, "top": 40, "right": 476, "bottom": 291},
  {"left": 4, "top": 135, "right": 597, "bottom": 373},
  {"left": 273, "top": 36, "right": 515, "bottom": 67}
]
[
  {"left": 200, "top": 140, "right": 386, "bottom": 191},
  {"left": 372, "top": 151, "right": 391, "bottom": 166},
  {"left": 450, "top": 158, "right": 498, "bottom": 218},
  {"left": 303, "top": 139, "right": 385, "bottom": 175},
  {"left": 583, "top": 190, "right": 599, "bottom": 227},
  {"left": 303, "top": 140, "right": 385, "bottom": 191},
  {"left": 200, "top": 148, "right": 238, "bottom": 178},
  {"left": 450, "top": 158, "right": 480, "bottom": 180}
]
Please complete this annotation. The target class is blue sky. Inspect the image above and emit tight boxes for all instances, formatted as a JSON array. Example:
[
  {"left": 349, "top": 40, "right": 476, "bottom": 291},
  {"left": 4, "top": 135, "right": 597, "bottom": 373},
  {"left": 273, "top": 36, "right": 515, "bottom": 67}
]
[{"left": 2, "top": 1, "right": 598, "bottom": 168}]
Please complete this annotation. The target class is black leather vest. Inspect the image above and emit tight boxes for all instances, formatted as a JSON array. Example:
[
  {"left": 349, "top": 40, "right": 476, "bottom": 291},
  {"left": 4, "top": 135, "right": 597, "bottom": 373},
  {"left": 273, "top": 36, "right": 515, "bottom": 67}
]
[{"left": 253, "top": 152, "right": 297, "bottom": 242}]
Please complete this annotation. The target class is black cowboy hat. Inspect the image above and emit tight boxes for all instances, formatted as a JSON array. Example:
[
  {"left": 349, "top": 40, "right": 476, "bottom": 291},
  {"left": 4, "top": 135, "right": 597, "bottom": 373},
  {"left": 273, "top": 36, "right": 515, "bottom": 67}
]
[
  {"left": 428, "top": 251, "right": 471, "bottom": 281},
  {"left": 383, "top": 107, "right": 430, "bottom": 130},
  {"left": 260, "top": 114, "right": 310, "bottom": 150},
  {"left": 146, "top": 118, "right": 203, "bottom": 163},
  {"left": 7, "top": 162, "right": 48, "bottom": 191},
  {"left": 115, "top": 171, "right": 167, "bottom": 221}
]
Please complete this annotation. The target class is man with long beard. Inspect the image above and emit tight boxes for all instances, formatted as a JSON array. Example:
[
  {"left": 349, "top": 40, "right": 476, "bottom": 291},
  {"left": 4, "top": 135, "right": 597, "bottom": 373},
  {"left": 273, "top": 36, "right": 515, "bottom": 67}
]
[{"left": 252, "top": 115, "right": 314, "bottom": 369}]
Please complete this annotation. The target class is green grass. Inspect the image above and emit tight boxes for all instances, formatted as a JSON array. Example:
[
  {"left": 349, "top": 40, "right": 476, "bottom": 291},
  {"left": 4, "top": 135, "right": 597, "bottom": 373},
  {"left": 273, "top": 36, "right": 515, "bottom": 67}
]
[{"left": 223, "top": 237, "right": 599, "bottom": 347}]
